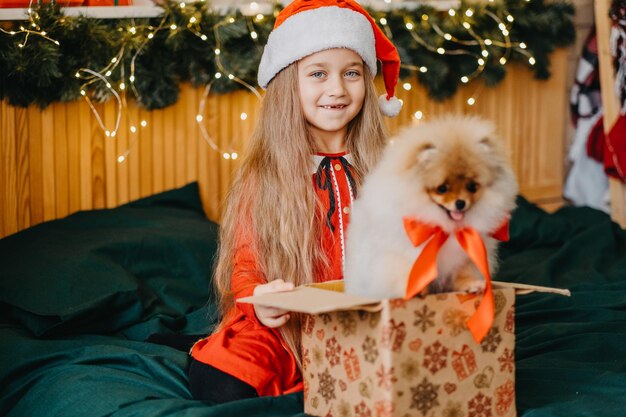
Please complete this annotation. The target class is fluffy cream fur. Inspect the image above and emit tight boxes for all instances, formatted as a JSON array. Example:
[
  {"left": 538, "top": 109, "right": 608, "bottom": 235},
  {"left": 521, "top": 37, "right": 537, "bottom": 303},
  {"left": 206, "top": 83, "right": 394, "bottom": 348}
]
[{"left": 344, "top": 115, "right": 518, "bottom": 299}]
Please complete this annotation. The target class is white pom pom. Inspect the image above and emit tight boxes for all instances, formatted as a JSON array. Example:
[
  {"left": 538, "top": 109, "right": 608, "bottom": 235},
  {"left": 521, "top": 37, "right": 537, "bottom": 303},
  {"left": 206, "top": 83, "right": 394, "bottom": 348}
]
[{"left": 379, "top": 94, "right": 402, "bottom": 117}]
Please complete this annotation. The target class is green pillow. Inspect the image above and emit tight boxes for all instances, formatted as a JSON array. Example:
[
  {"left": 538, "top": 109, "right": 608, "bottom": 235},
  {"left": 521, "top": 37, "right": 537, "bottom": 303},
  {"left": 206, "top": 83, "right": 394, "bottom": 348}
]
[{"left": 0, "top": 183, "right": 218, "bottom": 337}]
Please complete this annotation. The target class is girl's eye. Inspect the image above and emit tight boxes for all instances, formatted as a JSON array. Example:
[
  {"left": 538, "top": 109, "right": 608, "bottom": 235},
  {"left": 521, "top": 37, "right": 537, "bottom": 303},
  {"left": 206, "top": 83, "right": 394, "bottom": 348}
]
[
  {"left": 436, "top": 184, "right": 448, "bottom": 194},
  {"left": 311, "top": 71, "right": 325, "bottom": 79},
  {"left": 345, "top": 70, "right": 360, "bottom": 77}
]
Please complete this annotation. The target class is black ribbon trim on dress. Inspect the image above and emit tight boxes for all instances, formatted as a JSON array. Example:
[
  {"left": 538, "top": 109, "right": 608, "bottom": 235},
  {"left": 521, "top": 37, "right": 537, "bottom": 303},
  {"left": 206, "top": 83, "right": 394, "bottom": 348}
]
[{"left": 315, "top": 156, "right": 357, "bottom": 232}]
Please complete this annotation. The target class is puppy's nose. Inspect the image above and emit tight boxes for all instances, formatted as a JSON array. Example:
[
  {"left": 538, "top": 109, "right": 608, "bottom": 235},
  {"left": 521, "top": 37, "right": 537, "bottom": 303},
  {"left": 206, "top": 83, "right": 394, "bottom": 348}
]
[{"left": 455, "top": 199, "right": 466, "bottom": 210}]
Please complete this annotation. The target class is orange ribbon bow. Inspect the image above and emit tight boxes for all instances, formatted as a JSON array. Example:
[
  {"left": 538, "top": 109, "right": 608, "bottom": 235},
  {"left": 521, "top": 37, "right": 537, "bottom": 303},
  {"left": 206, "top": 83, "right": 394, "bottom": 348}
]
[{"left": 402, "top": 217, "right": 510, "bottom": 343}]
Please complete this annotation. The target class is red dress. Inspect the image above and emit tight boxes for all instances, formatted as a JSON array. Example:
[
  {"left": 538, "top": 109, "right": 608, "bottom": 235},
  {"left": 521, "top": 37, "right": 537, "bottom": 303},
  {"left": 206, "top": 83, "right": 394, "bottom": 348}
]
[{"left": 191, "top": 152, "right": 356, "bottom": 396}]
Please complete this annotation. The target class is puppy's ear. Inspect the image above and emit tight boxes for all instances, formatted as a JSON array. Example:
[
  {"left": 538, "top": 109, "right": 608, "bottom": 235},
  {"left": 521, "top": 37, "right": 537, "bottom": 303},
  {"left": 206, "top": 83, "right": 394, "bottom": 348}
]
[
  {"left": 478, "top": 136, "right": 495, "bottom": 153},
  {"left": 416, "top": 143, "right": 437, "bottom": 166}
]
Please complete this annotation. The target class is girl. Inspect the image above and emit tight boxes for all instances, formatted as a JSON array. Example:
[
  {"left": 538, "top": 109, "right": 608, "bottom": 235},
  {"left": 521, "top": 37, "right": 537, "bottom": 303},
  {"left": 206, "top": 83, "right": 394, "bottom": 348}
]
[{"left": 189, "top": 0, "right": 402, "bottom": 403}]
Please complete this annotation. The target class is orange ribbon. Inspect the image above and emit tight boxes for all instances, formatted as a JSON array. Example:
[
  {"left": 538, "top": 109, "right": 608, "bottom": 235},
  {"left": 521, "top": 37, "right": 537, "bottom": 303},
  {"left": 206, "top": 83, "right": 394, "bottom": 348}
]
[{"left": 403, "top": 217, "right": 510, "bottom": 343}]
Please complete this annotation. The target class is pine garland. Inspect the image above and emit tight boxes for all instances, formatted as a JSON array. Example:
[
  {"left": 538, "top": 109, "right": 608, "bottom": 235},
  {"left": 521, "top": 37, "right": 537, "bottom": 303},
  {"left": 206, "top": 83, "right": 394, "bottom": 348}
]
[{"left": 0, "top": 0, "right": 575, "bottom": 110}]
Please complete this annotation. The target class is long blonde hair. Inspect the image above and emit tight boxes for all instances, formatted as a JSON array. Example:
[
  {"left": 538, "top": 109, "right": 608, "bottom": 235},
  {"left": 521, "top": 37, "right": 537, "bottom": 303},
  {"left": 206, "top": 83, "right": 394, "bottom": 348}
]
[{"left": 213, "top": 63, "right": 388, "bottom": 369}]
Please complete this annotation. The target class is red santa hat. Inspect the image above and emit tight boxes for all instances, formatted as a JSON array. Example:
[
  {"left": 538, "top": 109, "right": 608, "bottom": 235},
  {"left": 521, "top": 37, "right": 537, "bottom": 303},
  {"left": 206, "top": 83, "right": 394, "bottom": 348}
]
[{"left": 257, "top": 0, "right": 402, "bottom": 117}]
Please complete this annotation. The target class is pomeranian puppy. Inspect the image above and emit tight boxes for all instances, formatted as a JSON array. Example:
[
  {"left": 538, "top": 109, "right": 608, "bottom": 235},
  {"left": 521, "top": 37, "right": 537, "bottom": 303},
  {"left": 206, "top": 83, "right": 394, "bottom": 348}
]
[{"left": 344, "top": 115, "right": 518, "bottom": 299}]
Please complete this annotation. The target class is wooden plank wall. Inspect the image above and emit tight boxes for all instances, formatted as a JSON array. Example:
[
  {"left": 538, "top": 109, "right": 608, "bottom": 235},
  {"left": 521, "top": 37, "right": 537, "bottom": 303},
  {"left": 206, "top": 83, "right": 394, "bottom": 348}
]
[{"left": 0, "top": 49, "right": 568, "bottom": 238}]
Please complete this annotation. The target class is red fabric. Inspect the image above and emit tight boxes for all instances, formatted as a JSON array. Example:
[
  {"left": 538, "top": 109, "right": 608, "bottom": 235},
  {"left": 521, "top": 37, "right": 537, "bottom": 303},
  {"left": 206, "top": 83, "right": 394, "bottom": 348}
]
[
  {"left": 191, "top": 153, "right": 354, "bottom": 397},
  {"left": 586, "top": 115, "right": 626, "bottom": 181}
]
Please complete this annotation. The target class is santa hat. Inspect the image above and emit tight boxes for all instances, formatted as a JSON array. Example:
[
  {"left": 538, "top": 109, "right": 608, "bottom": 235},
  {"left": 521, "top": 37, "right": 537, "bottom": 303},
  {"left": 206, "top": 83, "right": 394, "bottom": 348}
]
[{"left": 257, "top": 0, "right": 402, "bottom": 117}]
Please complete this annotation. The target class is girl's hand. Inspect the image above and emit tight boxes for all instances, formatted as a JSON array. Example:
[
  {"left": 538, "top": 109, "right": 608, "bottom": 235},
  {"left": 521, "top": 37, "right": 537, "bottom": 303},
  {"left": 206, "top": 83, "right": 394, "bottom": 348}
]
[{"left": 253, "top": 279, "right": 294, "bottom": 328}]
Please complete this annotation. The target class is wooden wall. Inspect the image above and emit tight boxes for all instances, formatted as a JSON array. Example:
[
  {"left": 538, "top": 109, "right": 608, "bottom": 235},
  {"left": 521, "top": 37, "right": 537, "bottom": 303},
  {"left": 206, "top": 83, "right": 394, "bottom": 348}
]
[{"left": 0, "top": 49, "right": 568, "bottom": 238}]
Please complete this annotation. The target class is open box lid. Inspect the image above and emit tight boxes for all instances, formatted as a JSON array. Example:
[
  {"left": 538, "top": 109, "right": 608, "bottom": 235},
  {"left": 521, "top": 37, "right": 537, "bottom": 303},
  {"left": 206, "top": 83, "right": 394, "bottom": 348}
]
[{"left": 236, "top": 280, "right": 571, "bottom": 315}]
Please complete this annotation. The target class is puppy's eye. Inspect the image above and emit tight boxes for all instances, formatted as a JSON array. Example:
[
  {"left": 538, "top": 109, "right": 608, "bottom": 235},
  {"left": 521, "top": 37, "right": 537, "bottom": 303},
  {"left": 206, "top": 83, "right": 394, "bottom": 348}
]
[
  {"left": 466, "top": 181, "right": 478, "bottom": 193},
  {"left": 436, "top": 184, "right": 448, "bottom": 194}
]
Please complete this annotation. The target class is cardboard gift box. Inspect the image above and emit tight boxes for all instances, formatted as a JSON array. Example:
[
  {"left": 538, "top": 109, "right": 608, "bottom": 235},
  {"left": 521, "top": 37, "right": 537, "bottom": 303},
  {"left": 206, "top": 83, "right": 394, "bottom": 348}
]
[{"left": 239, "top": 281, "right": 569, "bottom": 417}]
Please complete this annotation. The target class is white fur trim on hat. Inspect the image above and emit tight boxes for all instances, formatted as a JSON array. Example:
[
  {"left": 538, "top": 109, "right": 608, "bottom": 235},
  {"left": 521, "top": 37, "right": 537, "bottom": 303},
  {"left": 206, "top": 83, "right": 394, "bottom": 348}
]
[
  {"left": 258, "top": 6, "right": 377, "bottom": 89},
  {"left": 378, "top": 94, "right": 402, "bottom": 117}
]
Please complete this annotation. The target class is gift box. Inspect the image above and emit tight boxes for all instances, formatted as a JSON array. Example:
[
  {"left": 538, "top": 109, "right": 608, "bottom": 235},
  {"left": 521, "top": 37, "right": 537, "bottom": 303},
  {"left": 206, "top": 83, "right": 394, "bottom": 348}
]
[{"left": 239, "top": 280, "right": 569, "bottom": 417}]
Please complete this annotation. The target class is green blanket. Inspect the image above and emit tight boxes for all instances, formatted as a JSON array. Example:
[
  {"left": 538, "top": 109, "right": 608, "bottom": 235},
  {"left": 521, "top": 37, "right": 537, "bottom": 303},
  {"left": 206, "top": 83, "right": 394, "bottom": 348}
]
[{"left": 1, "top": 183, "right": 625, "bottom": 416}]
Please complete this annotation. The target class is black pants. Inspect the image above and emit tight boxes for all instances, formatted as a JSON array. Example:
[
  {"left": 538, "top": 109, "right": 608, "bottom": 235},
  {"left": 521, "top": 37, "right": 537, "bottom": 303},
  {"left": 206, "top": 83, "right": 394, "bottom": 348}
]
[
  {"left": 146, "top": 333, "right": 258, "bottom": 404},
  {"left": 187, "top": 357, "right": 258, "bottom": 404}
]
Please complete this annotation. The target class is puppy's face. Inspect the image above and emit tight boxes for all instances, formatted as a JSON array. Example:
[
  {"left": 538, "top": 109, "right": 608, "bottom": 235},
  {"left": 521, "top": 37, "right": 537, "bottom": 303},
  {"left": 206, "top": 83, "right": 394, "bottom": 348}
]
[{"left": 412, "top": 136, "right": 497, "bottom": 223}]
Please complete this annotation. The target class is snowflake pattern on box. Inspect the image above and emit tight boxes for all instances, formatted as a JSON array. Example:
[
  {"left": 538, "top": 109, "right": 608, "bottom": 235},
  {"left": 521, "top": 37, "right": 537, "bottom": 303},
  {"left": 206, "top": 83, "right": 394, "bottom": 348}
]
[{"left": 303, "top": 289, "right": 517, "bottom": 417}]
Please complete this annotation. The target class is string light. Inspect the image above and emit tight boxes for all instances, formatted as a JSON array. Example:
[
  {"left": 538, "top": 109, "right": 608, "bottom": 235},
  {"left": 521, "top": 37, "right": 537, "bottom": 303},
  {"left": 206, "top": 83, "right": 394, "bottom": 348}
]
[
  {"left": 23, "top": 1, "right": 539, "bottom": 164},
  {"left": 414, "top": 111, "right": 423, "bottom": 120}
]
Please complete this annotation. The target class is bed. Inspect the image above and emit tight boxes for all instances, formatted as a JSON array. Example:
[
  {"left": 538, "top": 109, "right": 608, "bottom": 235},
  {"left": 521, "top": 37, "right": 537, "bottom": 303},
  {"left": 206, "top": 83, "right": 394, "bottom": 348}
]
[{"left": 1, "top": 182, "right": 625, "bottom": 417}]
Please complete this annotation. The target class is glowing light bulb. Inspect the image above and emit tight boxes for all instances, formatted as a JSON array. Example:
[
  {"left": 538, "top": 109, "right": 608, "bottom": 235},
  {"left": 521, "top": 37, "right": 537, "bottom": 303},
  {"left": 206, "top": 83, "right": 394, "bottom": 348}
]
[
  {"left": 140, "top": 120, "right": 147, "bottom": 127},
  {"left": 105, "top": 70, "right": 112, "bottom": 77},
  {"left": 499, "top": 57, "right": 507, "bottom": 65},
  {"left": 507, "top": 15, "right": 514, "bottom": 22},
  {"left": 223, "top": 153, "right": 231, "bottom": 159},
  {"left": 228, "top": 74, "right": 235, "bottom": 80},
  {"left": 120, "top": 82, "right": 126, "bottom": 90},
  {"left": 528, "top": 57, "right": 536, "bottom": 65},
  {"left": 414, "top": 110, "right": 423, "bottom": 120},
  {"left": 419, "top": 66, "right": 428, "bottom": 73},
  {"left": 437, "top": 48, "right": 445, "bottom": 55},
  {"left": 215, "top": 48, "right": 221, "bottom": 55},
  {"left": 462, "top": 22, "right": 471, "bottom": 29},
  {"left": 117, "top": 155, "right": 126, "bottom": 163},
  {"left": 467, "top": 97, "right": 476, "bottom": 106},
  {"left": 106, "top": 82, "right": 112, "bottom": 88},
  {"left": 130, "top": 126, "right": 137, "bottom": 133},
  {"left": 519, "top": 42, "right": 527, "bottom": 49},
  {"left": 422, "top": 14, "right": 428, "bottom": 21},
  {"left": 129, "top": 75, "right": 135, "bottom": 82},
  {"left": 379, "top": 18, "right": 387, "bottom": 25},
  {"left": 465, "top": 8, "right": 473, "bottom": 17},
  {"left": 448, "top": 9, "right": 456, "bottom": 16},
  {"left": 75, "top": 72, "right": 80, "bottom": 78},
  {"left": 485, "top": 39, "right": 492, "bottom": 46},
  {"left": 200, "top": 35, "right": 207, "bottom": 41},
  {"left": 461, "top": 76, "right": 469, "bottom": 83},
  {"left": 405, "top": 22, "right": 414, "bottom": 30},
  {"left": 478, "top": 58, "right": 485, "bottom": 66},
  {"left": 111, "top": 57, "right": 118, "bottom": 63},
  {"left": 105, "top": 130, "right": 111, "bottom": 137},
  {"left": 256, "top": 14, "right": 264, "bottom": 21},
  {"left": 403, "top": 83, "right": 412, "bottom": 91},
  {"left": 80, "top": 90, "right": 86, "bottom": 96},
  {"left": 482, "top": 50, "right": 489, "bottom": 57},
  {"left": 444, "top": 33, "right": 452, "bottom": 40},
  {"left": 196, "top": 115, "right": 203, "bottom": 122},
  {"left": 240, "top": 112, "right": 248, "bottom": 120},
  {"left": 170, "top": 24, "right": 177, "bottom": 30},
  {"left": 231, "top": 152, "right": 238, "bottom": 159},
  {"left": 179, "top": 2, "right": 185, "bottom": 7},
  {"left": 215, "top": 72, "right": 222, "bottom": 79},
  {"left": 147, "top": 33, "right": 154, "bottom": 39},
  {"left": 189, "top": 16, "right": 197, "bottom": 23},
  {"left": 129, "top": 26, "right": 136, "bottom": 34},
  {"left": 251, "top": 31, "right": 258, "bottom": 39}
]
